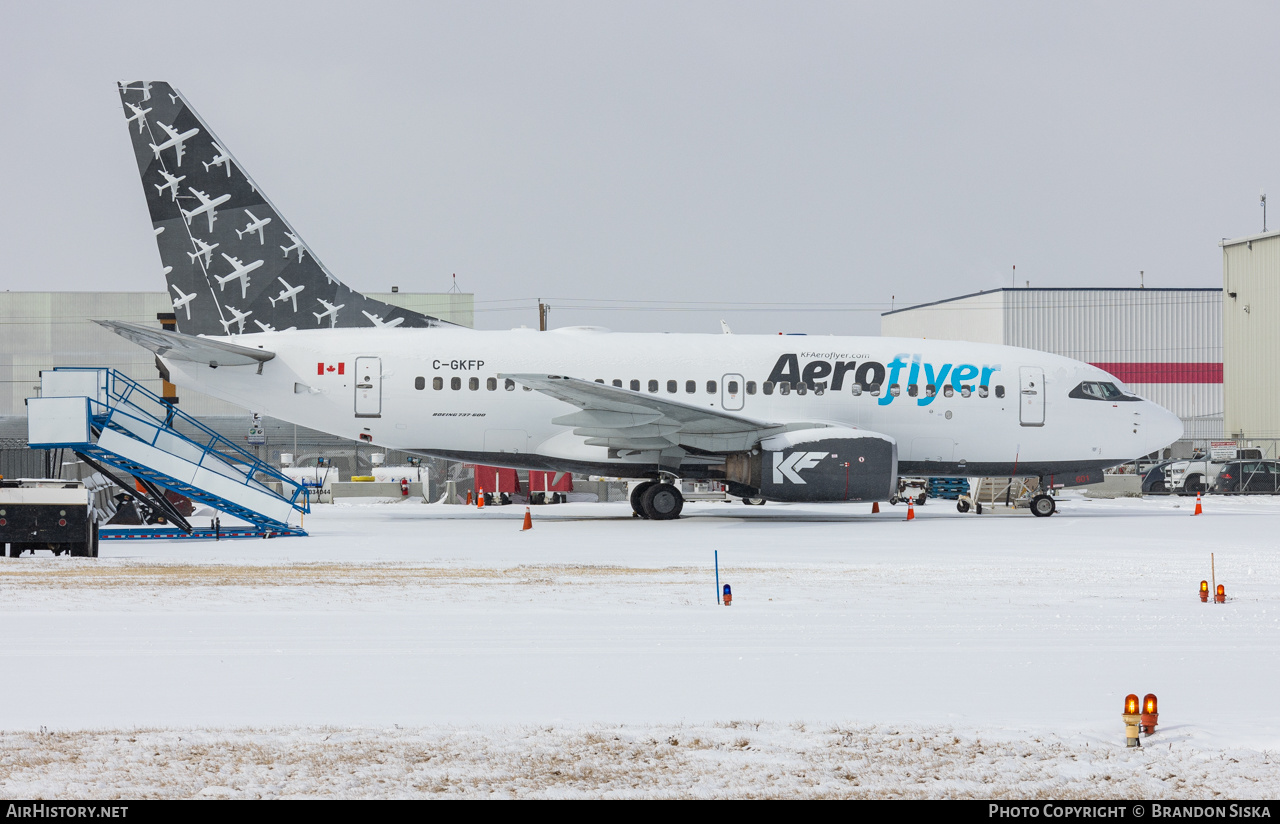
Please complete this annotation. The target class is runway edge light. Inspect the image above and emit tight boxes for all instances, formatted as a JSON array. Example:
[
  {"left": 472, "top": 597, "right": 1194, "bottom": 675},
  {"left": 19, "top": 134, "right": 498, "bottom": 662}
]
[
  {"left": 1216, "top": 584, "right": 1226, "bottom": 603},
  {"left": 1200, "top": 580, "right": 1209, "bottom": 602},
  {"left": 1141, "top": 694, "right": 1159, "bottom": 735},
  {"left": 1123, "top": 694, "right": 1141, "bottom": 748},
  {"left": 723, "top": 583, "right": 732, "bottom": 606}
]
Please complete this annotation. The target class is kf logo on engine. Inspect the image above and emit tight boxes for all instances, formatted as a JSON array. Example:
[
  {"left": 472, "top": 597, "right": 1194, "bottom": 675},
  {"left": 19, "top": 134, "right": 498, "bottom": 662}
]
[{"left": 773, "top": 451, "right": 828, "bottom": 484}]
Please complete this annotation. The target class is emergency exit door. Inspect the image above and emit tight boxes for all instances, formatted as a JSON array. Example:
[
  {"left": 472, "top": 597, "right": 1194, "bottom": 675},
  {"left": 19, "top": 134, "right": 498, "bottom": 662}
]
[
  {"left": 722, "top": 373, "right": 745, "bottom": 411},
  {"left": 355, "top": 356, "right": 382, "bottom": 418},
  {"left": 1019, "top": 366, "right": 1044, "bottom": 427}
]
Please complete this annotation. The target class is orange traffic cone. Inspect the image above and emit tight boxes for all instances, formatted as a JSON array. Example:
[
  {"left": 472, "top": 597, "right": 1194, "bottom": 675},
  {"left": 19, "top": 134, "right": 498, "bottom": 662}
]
[
  {"left": 872, "top": 501, "right": 880, "bottom": 514},
  {"left": 1193, "top": 492, "right": 1202, "bottom": 515},
  {"left": 522, "top": 507, "right": 532, "bottom": 531},
  {"left": 477, "top": 486, "right": 485, "bottom": 508},
  {"left": 906, "top": 500, "right": 915, "bottom": 521},
  {"left": 466, "top": 490, "right": 472, "bottom": 505}
]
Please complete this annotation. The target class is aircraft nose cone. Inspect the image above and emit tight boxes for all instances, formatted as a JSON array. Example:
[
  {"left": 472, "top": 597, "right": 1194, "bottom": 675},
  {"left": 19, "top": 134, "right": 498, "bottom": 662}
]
[{"left": 1147, "top": 403, "right": 1183, "bottom": 451}]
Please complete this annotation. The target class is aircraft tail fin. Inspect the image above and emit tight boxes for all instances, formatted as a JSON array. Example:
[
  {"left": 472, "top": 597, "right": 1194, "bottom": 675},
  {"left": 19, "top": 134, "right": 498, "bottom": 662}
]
[{"left": 116, "top": 81, "right": 456, "bottom": 336}]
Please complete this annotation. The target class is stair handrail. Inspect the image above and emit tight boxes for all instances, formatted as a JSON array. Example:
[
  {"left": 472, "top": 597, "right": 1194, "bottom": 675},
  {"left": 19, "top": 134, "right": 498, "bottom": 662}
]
[{"left": 54, "top": 367, "right": 309, "bottom": 513}]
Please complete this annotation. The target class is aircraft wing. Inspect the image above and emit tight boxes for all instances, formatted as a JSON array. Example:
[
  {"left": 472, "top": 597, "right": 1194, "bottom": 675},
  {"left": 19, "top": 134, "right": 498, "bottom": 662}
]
[
  {"left": 501, "top": 373, "right": 824, "bottom": 458},
  {"left": 96, "top": 319, "right": 274, "bottom": 367}
]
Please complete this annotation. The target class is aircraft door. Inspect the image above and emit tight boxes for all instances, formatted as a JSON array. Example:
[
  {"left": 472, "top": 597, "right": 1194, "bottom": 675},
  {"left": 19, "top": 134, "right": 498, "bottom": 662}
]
[
  {"left": 1019, "top": 366, "right": 1044, "bottom": 427},
  {"left": 355, "top": 356, "right": 382, "bottom": 418},
  {"left": 722, "top": 373, "right": 745, "bottom": 411}
]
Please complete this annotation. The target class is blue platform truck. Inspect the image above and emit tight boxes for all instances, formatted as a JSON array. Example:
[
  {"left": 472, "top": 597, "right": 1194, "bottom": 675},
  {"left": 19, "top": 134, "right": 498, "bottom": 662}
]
[{"left": 1, "top": 479, "right": 98, "bottom": 558}]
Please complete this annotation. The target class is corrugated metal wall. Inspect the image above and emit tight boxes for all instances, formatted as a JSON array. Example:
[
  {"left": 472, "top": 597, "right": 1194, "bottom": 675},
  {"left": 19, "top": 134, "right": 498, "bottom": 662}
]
[
  {"left": 0, "top": 291, "right": 474, "bottom": 419},
  {"left": 1222, "top": 232, "right": 1280, "bottom": 438},
  {"left": 1002, "top": 289, "right": 1223, "bottom": 424}
]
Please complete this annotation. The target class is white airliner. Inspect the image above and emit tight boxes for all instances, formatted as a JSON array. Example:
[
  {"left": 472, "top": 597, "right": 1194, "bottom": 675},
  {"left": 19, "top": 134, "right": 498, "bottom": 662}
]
[
  {"left": 312, "top": 298, "right": 344, "bottom": 328},
  {"left": 179, "top": 187, "right": 230, "bottom": 233},
  {"left": 125, "top": 102, "right": 151, "bottom": 134},
  {"left": 270, "top": 277, "right": 304, "bottom": 311},
  {"left": 253, "top": 320, "right": 297, "bottom": 333},
  {"left": 235, "top": 210, "right": 272, "bottom": 244},
  {"left": 187, "top": 237, "right": 219, "bottom": 266},
  {"left": 121, "top": 81, "right": 153, "bottom": 101},
  {"left": 154, "top": 170, "right": 186, "bottom": 202},
  {"left": 280, "top": 232, "right": 306, "bottom": 262},
  {"left": 203, "top": 142, "right": 233, "bottom": 176},
  {"left": 214, "top": 253, "right": 262, "bottom": 298},
  {"left": 108, "top": 81, "right": 1185, "bottom": 520},
  {"left": 148, "top": 121, "right": 200, "bottom": 166},
  {"left": 219, "top": 305, "right": 253, "bottom": 335},
  {"left": 170, "top": 284, "right": 196, "bottom": 320},
  {"left": 361, "top": 310, "right": 404, "bottom": 328}
]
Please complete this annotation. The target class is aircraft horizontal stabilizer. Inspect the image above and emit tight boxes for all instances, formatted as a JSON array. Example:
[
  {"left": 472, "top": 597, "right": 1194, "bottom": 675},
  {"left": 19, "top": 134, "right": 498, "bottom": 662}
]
[{"left": 96, "top": 319, "right": 275, "bottom": 368}]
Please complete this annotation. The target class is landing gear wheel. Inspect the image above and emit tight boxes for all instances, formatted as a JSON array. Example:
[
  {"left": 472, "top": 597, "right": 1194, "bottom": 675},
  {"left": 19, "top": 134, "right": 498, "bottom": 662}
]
[
  {"left": 888, "top": 496, "right": 899, "bottom": 505},
  {"left": 957, "top": 500, "right": 971, "bottom": 513},
  {"left": 1030, "top": 494, "right": 1057, "bottom": 517},
  {"left": 641, "top": 483, "right": 684, "bottom": 520},
  {"left": 742, "top": 497, "right": 765, "bottom": 506},
  {"left": 631, "top": 482, "right": 655, "bottom": 519}
]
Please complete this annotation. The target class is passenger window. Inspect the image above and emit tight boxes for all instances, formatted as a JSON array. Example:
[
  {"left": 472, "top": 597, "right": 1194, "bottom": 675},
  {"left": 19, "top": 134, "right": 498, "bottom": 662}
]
[
  {"left": 707, "top": 380, "right": 717, "bottom": 394},
  {"left": 523, "top": 386, "right": 532, "bottom": 391},
  {"left": 630, "top": 380, "right": 640, "bottom": 391},
  {"left": 995, "top": 385, "right": 1005, "bottom": 398},
  {"left": 870, "top": 384, "right": 882, "bottom": 397},
  {"left": 504, "top": 378, "right": 515, "bottom": 391},
  {"left": 667, "top": 380, "right": 677, "bottom": 394},
  {"left": 612, "top": 379, "right": 622, "bottom": 387},
  {"left": 795, "top": 383, "right": 807, "bottom": 396},
  {"left": 414, "top": 377, "right": 425, "bottom": 390},
  {"left": 907, "top": 384, "right": 918, "bottom": 397},
  {"left": 814, "top": 385, "right": 824, "bottom": 396},
  {"left": 595, "top": 378, "right": 604, "bottom": 384},
  {"left": 978, "top": 385, "right": 989, "bottom": 398},
  {"left": 851, "top": 384, "right": 862, "bottom": 396},
  {"left": 686, "top": 380, "right": 696, "bottom": 394},
  {"left": 925, "top": 384, "right": 935, "bottom": 397},
  {"left": 943, "top": 385, "right": 954, "bottom": 398},
  {"left": 433, "top": 377, "right": 443, "bottom": 390},
  {"left": 779, "top": 382, "right": 791, "bottom": 395},
  {"left": 648, "top": 380, "right": 658, "bottom": 393},
  {"left": 487, "top": 377, "right": 497, "bottom": 391},
  {"left": 469, "top": 377, "right": 479, "bottom": 391},
  {"left": 746, "top": 381, "right": 756, "bottom": 395},
  {"left": 727, "top": 380, "right": 739, "bottom": 394},
  {"left": 890, "top": 384, "right": 901, "bottom": 397},
  {"left": 960, "top": 385, "right": 971, "bottom": 398},
  {"left": 451, "top": 377, "right": 461, "bottom": 390},
  {"left": 763, "top": 381, "right": 774, "bottom": 395}
]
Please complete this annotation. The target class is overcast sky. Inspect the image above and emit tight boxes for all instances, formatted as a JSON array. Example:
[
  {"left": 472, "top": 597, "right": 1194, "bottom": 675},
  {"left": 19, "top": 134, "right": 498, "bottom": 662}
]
[{"left": 1, "top": 1, "right": 1276, "bottom": 335}]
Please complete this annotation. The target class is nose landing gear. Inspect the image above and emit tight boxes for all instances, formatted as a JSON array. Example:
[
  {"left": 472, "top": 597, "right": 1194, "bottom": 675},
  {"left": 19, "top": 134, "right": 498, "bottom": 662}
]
[{"left": 1030, "top": 494, "right": 1057, "bottom": 517}]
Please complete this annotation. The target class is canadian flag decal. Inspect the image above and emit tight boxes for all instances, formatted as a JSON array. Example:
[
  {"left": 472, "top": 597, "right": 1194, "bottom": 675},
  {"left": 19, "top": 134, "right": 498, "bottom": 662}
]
[{"left": 318, "top": 362, "right": 345, "bottom": 375}]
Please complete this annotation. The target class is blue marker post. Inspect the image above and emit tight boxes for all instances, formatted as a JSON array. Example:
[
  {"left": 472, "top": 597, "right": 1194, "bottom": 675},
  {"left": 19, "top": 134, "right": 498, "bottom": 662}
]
[{"left": 715, "top": 550, "right": 720, "bottom": 604}]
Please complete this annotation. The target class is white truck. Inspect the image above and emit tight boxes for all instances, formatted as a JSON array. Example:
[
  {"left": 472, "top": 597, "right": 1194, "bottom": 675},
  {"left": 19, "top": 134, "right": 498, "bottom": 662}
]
[
  {"left": 1, "top": 479, "right": 98, "bottom": 557},
  {"left": 1163, "top": 447, "right": 1264, "bottom": 494}
]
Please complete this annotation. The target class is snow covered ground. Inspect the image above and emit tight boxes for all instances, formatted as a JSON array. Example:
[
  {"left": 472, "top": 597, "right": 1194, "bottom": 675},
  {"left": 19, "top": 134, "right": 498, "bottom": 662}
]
[{"left": 2, "top": 494, "right": 1278, "bottom": 797}]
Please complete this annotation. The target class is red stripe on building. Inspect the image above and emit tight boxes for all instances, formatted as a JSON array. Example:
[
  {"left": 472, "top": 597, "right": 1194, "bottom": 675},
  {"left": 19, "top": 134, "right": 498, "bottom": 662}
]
[{"left": 1088, "top": 363, "right": 1222, "bottom": 384}]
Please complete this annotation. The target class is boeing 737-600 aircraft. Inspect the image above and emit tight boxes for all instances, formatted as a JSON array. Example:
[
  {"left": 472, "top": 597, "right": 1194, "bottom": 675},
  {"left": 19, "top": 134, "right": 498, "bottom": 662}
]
[{"left": 105, "top": 81, "right": 1183, "bottom": 520}]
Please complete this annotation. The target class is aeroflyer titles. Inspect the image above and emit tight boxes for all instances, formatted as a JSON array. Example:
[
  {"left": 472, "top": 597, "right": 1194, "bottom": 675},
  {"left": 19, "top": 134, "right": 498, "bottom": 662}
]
[{"left": 103, "top": 81, "right": 1184, "bottom": 521}]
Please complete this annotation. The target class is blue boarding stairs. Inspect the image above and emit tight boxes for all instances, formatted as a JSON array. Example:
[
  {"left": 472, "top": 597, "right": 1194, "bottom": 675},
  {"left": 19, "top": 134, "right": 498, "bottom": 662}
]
[{"left": 26, "top": 368, "right": 308, "bottom": 539}]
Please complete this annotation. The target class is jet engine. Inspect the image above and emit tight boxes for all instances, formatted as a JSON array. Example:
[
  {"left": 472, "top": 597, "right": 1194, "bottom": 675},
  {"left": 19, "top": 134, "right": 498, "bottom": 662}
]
[{"left": 724, "top": 427, "right": 897, "bottom": 503}]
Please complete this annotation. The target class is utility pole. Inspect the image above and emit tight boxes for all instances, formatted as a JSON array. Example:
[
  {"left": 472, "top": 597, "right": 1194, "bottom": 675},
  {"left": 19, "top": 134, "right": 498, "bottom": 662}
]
[
  {"left": 1263, "top": 191, "right": 1268, "bottom": 233},
  {"left": 538, "top": 301, "right": 550, "bottom": 331}
]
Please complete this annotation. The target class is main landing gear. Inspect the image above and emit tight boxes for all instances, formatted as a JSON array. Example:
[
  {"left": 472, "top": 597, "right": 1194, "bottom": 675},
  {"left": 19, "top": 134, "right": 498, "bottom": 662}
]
[{"left": 630, "top": 481, "right": 685, "bottom": 520}]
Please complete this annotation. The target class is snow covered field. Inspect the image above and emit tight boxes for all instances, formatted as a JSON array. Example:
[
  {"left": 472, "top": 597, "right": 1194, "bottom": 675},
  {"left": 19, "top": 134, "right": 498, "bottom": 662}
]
[{"left": 3, "top": 495, "right": 1279, "bottom": 797}]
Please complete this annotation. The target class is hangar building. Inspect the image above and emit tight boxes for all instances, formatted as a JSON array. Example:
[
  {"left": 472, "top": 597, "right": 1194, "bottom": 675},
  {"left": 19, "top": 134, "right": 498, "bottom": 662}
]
[
  {"left": 0, "top": 290, "right": 474, "bottom": 478},
  {"left": 1221, "top": 229, "right": 1280, "bottom": 441},
  {"left": 881, "top": 288, "right": 1223, "bottom": 456}
]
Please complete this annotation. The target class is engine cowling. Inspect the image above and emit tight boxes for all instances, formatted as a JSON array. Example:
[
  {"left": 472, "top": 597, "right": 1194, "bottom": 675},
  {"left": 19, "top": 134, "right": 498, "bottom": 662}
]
[{"left": 725, "top": 427, "right": 897, "bottom": 503}]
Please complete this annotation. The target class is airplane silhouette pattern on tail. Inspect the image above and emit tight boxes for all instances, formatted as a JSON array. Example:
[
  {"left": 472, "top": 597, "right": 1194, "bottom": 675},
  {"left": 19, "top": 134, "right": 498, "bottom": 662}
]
[{"left": 117, "top": 81, "right": 454, "bottom": 337}]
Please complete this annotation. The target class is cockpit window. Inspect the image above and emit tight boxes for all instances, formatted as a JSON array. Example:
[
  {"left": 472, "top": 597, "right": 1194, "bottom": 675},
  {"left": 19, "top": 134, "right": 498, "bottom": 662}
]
[{"left": 1070, "top": 381, "right": 1139, "bottom": 401}]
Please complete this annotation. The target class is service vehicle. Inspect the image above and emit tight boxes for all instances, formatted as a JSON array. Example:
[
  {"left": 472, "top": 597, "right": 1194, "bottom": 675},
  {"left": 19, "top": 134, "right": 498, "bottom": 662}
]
[
  {"left": 1, "top": 479, "right": 98, "bottom": 558},
  {"left": 1212, "top": 460, "right": 1280, "bottom": 494},
  {"left": 1164, "top": 447, "right": 1263, "bottom": 494}
]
